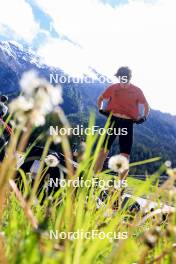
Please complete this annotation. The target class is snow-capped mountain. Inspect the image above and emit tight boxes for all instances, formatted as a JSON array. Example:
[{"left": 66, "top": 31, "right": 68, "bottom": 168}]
[
  {"left": 0, "top": 41, "right": 42, "bottom": 68},
  {"left": 0, "top": 41, "right": 60, "bottom": 97},
  {"left": 0, "top": 41, "right": 107, "bottom": 98},
  {"left": 0, "top": 41, "right": 107, "bottom": 114}
]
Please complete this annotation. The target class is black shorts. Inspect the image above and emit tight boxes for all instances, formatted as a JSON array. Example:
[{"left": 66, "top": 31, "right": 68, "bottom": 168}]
[{"left": 102, "top": 116, "right": 134, "bottom": 155}]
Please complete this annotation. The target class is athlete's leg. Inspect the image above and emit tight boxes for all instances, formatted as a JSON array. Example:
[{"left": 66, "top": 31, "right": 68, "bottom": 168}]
[
  {"left": 94, "top": 117, "right": 116, "bottom": 173},
  {"left": 119, "top": 120, "right": 133, "bottom": 179}
]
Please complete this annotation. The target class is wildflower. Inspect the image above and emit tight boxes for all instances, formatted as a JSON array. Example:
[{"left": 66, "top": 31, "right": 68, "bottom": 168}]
[
  {"left": 9, "top": 71, "right": 63, "bottom": 128},
  {"left": 108, "top": 154, "right": 129, "bottom": 174},
  {"left": 20, "top": 70, "right": 46, "bottom": 96},
  {"left": 52, "top": 135, "right": 62, "bottom": 145},
  {"left": 165, "top": 160, "right": 172, "bottom": 168},
  {"left": 34, "top": 84, "right": 63, "bottom": 115},
  {"left": 20, "top": 70, "right": 63, "bottom": 109},
  {"left": 9, "top": 96, "right": 34, "bottom": 113},
  {"left": 29, "top": 110, "right": 45, "bottom": 127},
  {"left": 45, "top": 154, "right": 60, "bottom": 167},
  {"left": 9, "top": 96, "right": 34, "bottom": 127}
]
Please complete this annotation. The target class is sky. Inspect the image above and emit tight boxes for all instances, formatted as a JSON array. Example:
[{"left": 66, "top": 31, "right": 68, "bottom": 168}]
[{"left": 0, "top": 0, "right": 176, "bottom": 115}]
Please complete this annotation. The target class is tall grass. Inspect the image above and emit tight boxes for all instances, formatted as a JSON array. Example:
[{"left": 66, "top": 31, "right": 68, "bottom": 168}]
[{"left": 0, "top": 112, "right": 176, "bottom": 264}]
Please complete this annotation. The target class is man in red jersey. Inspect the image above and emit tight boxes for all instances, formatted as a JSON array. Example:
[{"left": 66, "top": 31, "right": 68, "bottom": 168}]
[{"left": 94, "top": 66, "right": 149, "bottom": 176}]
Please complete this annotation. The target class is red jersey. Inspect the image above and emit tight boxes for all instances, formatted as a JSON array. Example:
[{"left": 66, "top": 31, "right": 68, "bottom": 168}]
[{"left": 102, "top": 83, "right": 149, "bottom": 120}]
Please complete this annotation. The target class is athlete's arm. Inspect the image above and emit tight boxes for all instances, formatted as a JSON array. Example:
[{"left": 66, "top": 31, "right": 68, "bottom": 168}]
[
  {"left": 97, "top": 95, "right": 104, "bottom": 109},
  {"left": 144, "top": 101, "right": 150, "bottom": 118},
  {"left": 137, "top": 90, "right": 150, "bottom": 119},
  {"left": 97, "top": 85, "right": 113, "bottom": 109}
]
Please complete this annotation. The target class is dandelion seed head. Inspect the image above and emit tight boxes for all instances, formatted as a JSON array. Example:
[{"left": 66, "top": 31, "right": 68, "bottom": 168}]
[
  {"left": 165, "top": 160, "right": 172, "bottom": 168},
  {"left": 29, "top": 110, "right": 46, "bottom": 127},
  {"left": 45, "top": 154, "right": 60, "bottom": 167},
  {"left": 20, "top": 70, "right": 46, "bottom": 96},
  {"left": 9, "top": 70, "right": 63, "bottom": 128},
  {"left": 9, "top": 96, "right": 34, "bottom": 113},
  {"left": 108, "top": 154, "right": 129, "bottom": 174}
]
